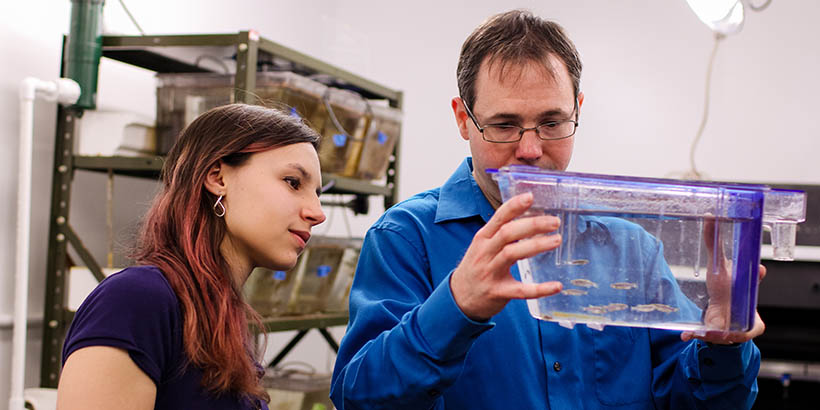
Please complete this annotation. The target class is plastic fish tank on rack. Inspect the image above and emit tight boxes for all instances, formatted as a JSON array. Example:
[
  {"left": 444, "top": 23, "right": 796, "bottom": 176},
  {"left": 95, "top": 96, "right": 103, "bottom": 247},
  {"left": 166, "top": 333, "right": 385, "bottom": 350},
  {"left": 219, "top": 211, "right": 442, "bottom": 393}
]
[
  {"left": 316, "top": 87, "right": 369, "bottom": 176},
  {"left": 491, "top": 166, "right": 807, "bottom": 333},
  {"left": 287, "top": 236, "right": 363, "bottom": 314},
  {"left": 244, "top": 236, "right": 362, "bottom": 316},
  {"left": 323, "top": 238, "right": 363, "bottom": 313},
  {"left": 244, "top": 263, "right": 301, "bottom": 318},
  {"left": 354, "top": 103, "right": 402, "bottom": 181},
  {"left": 155, "top": 71, "right": 328, "bottom": 154}
]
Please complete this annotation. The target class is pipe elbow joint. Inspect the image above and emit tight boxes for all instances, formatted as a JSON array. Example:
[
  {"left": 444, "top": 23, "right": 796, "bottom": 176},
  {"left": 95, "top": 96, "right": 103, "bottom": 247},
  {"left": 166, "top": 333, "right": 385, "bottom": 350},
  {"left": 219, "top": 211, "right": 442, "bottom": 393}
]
[
  {"left": 19, "top": 77, "right": 40, "bottom": 101},
  {"left": 55, "top": 78, "right": 82, "bottom": 105},
  {"left": 19, "top": 77, "right": 81, "bottom": 105}
]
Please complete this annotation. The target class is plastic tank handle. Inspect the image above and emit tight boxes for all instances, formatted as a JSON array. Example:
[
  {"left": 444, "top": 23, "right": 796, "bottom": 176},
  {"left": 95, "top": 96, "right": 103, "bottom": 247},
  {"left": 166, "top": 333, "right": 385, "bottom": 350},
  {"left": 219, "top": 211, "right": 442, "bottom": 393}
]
[
  {"left": 762, "top": 189, "right": 807, "bottom": 261},
  {"left": 768, "top": 221, "right": 798, "bottom": 261}
]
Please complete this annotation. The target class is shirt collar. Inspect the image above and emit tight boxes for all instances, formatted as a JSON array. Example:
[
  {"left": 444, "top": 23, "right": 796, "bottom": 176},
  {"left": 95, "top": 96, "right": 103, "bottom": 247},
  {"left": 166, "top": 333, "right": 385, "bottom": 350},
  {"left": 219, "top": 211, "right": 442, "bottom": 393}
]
[
  {"left": 433, "top": 159, "right": 616, "bottom": 238},
  {"left": 435, "top": 157, "right": 496, "bottom": 224}
]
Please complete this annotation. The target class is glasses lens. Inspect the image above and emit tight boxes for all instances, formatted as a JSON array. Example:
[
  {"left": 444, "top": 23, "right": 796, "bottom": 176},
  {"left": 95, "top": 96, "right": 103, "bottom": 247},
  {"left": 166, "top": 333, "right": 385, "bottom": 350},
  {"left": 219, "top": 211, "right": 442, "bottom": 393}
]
[
  {"left": 537, "top": 121, "right": 576, "bottom": 140},
  {"left": 483, "top": 125, "right": 520, "bottom": 142}
]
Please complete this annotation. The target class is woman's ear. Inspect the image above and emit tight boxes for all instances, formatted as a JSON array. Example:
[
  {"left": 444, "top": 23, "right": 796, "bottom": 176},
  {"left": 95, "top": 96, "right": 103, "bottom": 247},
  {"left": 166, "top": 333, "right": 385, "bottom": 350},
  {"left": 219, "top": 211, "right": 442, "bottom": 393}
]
[{"left": 204, "top": 161, "right": 226, "bottom": 196}]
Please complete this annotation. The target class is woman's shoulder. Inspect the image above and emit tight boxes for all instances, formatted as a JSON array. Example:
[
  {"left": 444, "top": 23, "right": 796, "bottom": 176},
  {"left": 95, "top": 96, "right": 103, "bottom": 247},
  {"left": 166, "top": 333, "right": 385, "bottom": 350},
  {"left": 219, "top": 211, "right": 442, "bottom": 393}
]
[
  {"left": 75, "top": 265, "right": 180, "bottom": 322},
  {"left": 95, "top": 265, "right": 176, "bottom": 301},
  {"left": 63, "top": 265, "right": 184, "bottom": 384}
]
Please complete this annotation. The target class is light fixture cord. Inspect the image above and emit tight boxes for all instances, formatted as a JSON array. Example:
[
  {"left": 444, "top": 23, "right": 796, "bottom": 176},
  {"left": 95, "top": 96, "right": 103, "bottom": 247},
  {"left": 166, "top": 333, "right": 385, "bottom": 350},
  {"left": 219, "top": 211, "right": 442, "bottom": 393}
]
[
  {"left": 118, "top": 0, "right": 145, "bottom": 35},
  {"left": 747, "top": 0, "right": 773, "bottom": 12},
  {"left": 689, "top": 33, "right": 724, "bottom": 179}
]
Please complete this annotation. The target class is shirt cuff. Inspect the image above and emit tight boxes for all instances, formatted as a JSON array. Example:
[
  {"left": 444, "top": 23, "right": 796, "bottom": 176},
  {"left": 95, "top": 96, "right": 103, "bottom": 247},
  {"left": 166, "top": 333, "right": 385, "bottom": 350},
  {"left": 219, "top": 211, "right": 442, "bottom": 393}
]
[
  {"left": 696, "top": 340, "right": 754, "bottom": 382},
  {"left": 416, "top": 271, "right": 495, "bottom": 360}
]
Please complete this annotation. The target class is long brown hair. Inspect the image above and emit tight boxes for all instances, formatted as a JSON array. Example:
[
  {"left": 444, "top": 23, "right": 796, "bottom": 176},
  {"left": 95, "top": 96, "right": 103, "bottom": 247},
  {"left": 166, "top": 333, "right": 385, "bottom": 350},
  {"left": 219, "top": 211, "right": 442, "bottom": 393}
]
[
  {"left": 134, "top": 103, "right": 320, "bottom": 401},
  {"left": 457, "top": 9, "right": 583, "bottom": 110}
]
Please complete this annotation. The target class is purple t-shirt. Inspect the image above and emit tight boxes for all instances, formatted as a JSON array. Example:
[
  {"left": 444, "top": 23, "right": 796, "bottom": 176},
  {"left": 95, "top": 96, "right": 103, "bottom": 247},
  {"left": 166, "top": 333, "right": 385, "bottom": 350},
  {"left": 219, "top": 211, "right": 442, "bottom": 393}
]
[{"left": 62, "top": 265, "right": 268, "bottom": 410}]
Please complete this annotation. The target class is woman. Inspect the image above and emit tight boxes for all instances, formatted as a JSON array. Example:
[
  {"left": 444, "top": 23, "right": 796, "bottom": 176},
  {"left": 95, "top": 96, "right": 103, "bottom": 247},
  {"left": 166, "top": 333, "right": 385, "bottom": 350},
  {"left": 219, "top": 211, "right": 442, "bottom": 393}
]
[{"left": 57, "top": 103, "right": 326, "bottom": 410}]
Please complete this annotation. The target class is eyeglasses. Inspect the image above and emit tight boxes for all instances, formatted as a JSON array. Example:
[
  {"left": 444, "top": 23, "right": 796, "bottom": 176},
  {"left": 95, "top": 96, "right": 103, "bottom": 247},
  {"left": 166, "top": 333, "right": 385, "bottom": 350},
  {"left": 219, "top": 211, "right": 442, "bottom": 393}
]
[{"left": 462, "top": 97, "right": 579, "bottom": 143}]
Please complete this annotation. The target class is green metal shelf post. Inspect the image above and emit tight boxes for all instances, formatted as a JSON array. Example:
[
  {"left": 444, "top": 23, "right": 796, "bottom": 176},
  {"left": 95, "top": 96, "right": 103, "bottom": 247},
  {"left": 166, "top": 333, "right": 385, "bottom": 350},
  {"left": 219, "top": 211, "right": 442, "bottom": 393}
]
[{"left": 40, "top": 104, "right": 80, "bottom": 387}]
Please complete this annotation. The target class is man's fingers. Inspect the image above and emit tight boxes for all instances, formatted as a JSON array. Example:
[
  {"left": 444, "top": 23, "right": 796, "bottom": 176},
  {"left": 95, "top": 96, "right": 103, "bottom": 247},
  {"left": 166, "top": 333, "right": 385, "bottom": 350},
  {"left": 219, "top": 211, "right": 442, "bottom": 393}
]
[
  {"left": 493, "top": 215, "right": 560, "bottom": 246},
  {"left": 481, "top": 192, "right": 535, "bottom": 237},
  {"left": 486, "top": 233, "right": 562, "bottom": 273},
  {"left": 681, "top": 311, "right": 765, "bottom": 344},
  {"left": 495, "top": 280, "right": 563, "bottom": 301},
  {"left": 703, "top": 216, "right": 728, "bottom": 274}
]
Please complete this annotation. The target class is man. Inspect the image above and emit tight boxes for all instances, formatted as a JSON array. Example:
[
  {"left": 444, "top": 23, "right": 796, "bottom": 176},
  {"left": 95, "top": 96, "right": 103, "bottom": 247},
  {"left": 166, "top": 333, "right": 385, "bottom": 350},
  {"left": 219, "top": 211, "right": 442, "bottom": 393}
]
[{"left": 331, "top": 9, "right": 762, "bottom": 409}]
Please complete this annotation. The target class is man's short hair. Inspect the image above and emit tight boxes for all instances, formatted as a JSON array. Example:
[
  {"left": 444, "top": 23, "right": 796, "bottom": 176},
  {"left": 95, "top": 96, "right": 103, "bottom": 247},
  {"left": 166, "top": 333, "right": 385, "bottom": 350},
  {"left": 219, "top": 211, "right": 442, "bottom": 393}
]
[{"left": 457, "top": 9, "right": 582, "bottom": 110}]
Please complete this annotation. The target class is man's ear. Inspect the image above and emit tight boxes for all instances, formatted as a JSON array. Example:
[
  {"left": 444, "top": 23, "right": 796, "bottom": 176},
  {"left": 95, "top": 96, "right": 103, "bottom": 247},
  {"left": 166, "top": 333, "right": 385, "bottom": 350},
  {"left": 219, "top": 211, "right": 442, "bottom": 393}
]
[
  {"left": 452, "top": 97, "right": 471, "bottom": 141},
  {"left": 204, "top": 161, "right": 226, "bottom": 196}
]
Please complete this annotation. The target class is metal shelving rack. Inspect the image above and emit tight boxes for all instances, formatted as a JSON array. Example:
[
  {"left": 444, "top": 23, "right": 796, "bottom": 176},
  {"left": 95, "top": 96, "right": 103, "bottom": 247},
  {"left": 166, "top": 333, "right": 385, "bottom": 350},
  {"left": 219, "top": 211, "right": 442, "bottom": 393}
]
[{"left": 40, "top": 31, "right": 403, "bottom": 387}]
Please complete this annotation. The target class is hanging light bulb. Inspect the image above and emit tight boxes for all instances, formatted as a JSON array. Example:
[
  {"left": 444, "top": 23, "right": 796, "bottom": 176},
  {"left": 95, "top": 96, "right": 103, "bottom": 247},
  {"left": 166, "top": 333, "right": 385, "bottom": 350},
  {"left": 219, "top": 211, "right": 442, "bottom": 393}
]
[{"left": 686, "top": 0, "right": 745, "bottom": 36}]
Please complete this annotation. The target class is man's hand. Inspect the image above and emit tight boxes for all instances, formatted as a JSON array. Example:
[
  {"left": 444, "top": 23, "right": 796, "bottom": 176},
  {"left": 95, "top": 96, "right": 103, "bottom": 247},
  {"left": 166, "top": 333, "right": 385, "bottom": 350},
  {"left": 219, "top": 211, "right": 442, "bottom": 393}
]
[
  {"left": 680, "top": 264, "right": 766, "bottom": 344},
  {"left": 680, "top": 218, "right": 766, "bottom": 344},
  {"left": 450, "top": 192, "right": 564, "bottom": 321}
]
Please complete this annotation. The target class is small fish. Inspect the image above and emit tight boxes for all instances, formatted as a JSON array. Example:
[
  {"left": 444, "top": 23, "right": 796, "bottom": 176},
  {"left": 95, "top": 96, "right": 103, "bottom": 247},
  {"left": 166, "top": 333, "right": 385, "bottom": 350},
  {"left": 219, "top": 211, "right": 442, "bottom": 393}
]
[
  {"left": 549, "top": 311, "right": 606, "bottom": 320},
  {"left": 568, "top": 259, "right": 590, "bottom": 266},
  {"left": 651, "top": 303, "right": 679, "bottom": 313},
  {"left": 605, "top": 303, "right": 628, "bottom": 312},
  {"left": 582, "top": 305, "right": 607, "bottom": 315},
  {"left": 570, "top": 278, "right": 598, "bottom": 288},
  {"left": 561, "top": 289, "right": 588, "bottom": 296},
  {"left": 631, "top": 304, "right": 656, "bottom": 312},
  {"left": 610, "top": 282, "right": 638, "bottom": 290}
]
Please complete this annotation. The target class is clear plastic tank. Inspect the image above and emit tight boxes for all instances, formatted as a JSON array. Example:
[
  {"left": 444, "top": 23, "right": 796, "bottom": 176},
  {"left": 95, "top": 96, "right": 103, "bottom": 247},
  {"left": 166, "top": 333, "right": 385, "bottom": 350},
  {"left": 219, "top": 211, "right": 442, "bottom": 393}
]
[
  {"left": 244, "top": 236, "right": 363, "bottom": 316},
  {"left": 491, "top": 166, "right": 807, "bottom": 332},
  {"left": 316, "top": 88, "right": 368, "bottom": 176},
  {"left": 323, "top": 238, "right": 363, "bottom": 313},
  {"left": 244, "top": 262, "right": 303, "bottom": 318},
  {"left": 287, "top": 236, "right": 362, "bottom": 314},
  {"left": 155, "top": 71, "right": 328, "bottom": 154},
  {"left": 354, "top": 103, "right": 402, "bottom": 181}
]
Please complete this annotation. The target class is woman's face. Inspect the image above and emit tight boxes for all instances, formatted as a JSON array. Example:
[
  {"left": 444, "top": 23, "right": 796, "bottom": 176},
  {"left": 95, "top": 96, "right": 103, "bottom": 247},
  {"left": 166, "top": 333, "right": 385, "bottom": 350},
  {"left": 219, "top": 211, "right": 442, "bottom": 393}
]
[{"left": 219, "top": 142, "right": 326, "bottom": 278}]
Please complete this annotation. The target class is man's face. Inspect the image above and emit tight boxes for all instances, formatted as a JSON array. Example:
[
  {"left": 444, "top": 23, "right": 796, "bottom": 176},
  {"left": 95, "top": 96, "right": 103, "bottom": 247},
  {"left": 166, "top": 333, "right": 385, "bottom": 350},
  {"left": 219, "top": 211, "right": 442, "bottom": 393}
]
[{"left": 453, "top": 54, "right": 583, "bottom": 208}]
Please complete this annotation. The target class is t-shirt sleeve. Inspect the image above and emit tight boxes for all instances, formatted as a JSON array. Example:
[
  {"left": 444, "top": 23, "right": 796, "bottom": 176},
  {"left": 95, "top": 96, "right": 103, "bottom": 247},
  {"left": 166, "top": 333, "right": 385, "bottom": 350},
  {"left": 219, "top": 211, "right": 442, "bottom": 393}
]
[{"left": 61, "top": 266, "right": 181, "bottom": 386}]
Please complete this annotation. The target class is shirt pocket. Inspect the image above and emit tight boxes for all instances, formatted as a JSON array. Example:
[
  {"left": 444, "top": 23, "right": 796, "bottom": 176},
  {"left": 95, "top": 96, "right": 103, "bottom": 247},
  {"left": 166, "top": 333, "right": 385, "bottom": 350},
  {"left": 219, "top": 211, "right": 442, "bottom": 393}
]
[{"left": 592, "top": 325, "right": 654, "bottom": 407}]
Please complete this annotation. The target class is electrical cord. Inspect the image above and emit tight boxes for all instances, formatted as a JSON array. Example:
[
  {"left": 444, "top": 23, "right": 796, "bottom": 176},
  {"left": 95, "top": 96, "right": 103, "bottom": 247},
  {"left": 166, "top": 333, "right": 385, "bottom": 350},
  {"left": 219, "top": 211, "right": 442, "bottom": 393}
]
[
  {"left": 322, "top": 88, "right": 370, "bottom": 140},
  {"left": 118, "top": 0, "right": 145, "bottom": 35},
  {"left": 688, "top": 33, "right": 725, "bottom": 180},
  {"left": 322, "top": 90, "right": 351, "bottom": 138},
  {"left": 193, "top": 54, "right": 231, "bottom": 74},
  {"left": 747, "top": 0, "right": 773, "bottom": 12},
  {"left": 319, "top": 194, "right": 354, "bottom": 237}
]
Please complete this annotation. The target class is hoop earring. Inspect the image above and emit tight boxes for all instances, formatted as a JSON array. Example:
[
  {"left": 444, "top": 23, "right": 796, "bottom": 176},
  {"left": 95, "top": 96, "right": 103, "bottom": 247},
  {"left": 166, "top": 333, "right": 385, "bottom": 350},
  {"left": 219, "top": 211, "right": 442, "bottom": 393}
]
[{"left": 213, "top": 195, "right": 226, "bottom": 217}]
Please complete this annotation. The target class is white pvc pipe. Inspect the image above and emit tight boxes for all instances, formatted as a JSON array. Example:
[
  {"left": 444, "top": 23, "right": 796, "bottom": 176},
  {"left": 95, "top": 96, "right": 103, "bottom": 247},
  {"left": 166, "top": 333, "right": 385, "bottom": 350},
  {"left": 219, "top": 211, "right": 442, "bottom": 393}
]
[
  {"left": 11, "top": 77, "right": 38, "bottom": 410},
  {"left": 11, "top": 77, "right": 80, "bottom": 410}
]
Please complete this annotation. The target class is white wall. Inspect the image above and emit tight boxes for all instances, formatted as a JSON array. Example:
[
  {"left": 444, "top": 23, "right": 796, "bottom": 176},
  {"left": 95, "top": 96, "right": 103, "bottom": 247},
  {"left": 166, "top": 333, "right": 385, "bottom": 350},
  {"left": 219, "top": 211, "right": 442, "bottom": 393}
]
[{"left": 2, "top": 0, "right": 818, "bottom": 405}]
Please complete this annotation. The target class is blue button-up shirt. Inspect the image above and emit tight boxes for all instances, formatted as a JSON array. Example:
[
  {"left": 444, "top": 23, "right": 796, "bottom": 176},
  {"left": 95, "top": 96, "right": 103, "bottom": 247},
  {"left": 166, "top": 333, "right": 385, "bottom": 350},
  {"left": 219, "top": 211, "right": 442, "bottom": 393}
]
[{"left": 331, "top": 158, "right": 759, "bottom": 409}]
